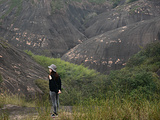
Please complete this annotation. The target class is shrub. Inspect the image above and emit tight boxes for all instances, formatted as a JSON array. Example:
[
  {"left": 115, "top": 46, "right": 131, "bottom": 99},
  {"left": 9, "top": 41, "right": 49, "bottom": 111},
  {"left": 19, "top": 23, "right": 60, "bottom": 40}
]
[
  {"left": 144, "top": 42, "right": 160, "bottom": 57},
  {"left": 111, "top": 0, "right": 121, "bottom": 8},
  {"left": 126, "top": 42, "right": 160, "bottom": 68},
  {"left": 107, "top": 69, "right": 160, "bottom": 100},
  {"left": 126, "top": 51, "right": 146, "bottom": 68}
]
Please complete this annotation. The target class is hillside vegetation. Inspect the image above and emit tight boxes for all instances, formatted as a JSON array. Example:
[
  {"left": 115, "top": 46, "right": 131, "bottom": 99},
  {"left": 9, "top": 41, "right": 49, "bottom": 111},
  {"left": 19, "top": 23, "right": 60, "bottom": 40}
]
[
  {"left": 25, "top": 50, "right": 106, "bottom": 105},
  {"left": 25, "top": 42, "right": 160, "bottom": 106},
  {"left": 106, "top": 42, "right": 160, "bottom": 100},
  {"left": 1, "top": 42, "right": 160, "bottom": 119}
]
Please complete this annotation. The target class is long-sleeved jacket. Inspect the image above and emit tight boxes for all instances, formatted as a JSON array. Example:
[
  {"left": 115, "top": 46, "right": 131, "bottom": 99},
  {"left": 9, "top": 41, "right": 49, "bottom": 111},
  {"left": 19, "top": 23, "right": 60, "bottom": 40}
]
[{"left": 49, "top": 73, "right": 61, "bottom": 93}]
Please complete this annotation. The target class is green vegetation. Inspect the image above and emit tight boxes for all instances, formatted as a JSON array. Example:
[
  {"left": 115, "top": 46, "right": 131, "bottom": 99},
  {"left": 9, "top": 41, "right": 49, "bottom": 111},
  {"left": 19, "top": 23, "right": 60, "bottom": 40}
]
[
  {"left": 1, "top": 0, "right": 22, "bottom": 19},
  {"left": 72, "top": 97, "right": 160, "bottom": 120},
  {"left": 71, "top": 42, "right": 160, "bottom": 119},
  {"left": 25, "top": 50, "right": 105, "bottom": 105},
  {"left": 25, "top": 42, "right": 160, "bottom": 106},
  {"left": 0, "top": 42, "right": 159, "bottom": 119},
  {"left": 51, "top": 0, "right": 64, "bottom": 13},
  {"left": 0, "top": 92, "right": 35, "bottom": 108},
  {"left": 106, "top": 42, "right": 160, "bottom": 100},
  {"left": 111, "top": 0, "right": 121, "bottom": 8}
]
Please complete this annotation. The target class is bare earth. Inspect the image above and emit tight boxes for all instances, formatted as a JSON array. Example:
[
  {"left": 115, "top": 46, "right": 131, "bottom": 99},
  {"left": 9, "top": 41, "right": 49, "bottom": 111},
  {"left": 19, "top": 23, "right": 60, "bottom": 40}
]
[{"left": 0, "top": 104, "right": 73, "bottom": 120}]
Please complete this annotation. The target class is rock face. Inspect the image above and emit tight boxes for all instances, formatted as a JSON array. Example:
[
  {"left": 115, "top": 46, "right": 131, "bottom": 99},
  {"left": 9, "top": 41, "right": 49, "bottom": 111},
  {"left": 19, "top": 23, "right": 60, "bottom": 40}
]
[
  {"left": 62, "top": 17, "right": 160, "bottom": 74},
  {"left": 0, "top": 39, "right": 48, "bottom": 96},
  {"left": 61, "top": 0, "right": 160, "bottom": 73},
  {"left": 1, "top": 0, "right": 160, "bottom": 75},
  {"left": 0, "top": 0, "right": 111, "bottom": 57},
  {"left": 84, "top": 0, "right": 160, "bottom": 38}
]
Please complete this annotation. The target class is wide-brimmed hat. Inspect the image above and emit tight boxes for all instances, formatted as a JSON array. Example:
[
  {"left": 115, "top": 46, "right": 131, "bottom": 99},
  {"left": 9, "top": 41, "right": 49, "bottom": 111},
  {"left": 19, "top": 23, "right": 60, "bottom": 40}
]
[{"left": 48, "top": 64, "right": 57, "bottom": 72}]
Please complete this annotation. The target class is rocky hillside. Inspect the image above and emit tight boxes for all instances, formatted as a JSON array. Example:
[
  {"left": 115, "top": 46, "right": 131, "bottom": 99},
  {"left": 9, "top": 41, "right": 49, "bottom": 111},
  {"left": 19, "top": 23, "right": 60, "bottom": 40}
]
[
  {"left": 62, "top": 16, "right": 160, "bottom": 74},
  {"left": 62, "top": 0, "right": 160, "bottom": 73},
  {"left": 85, "top": 0, "right": 160, "bottom": 38},
  {"left": 0, "top": 0, "right": 160, "bottom": 74},
  {"left": 0, "top": 0, "right": 111, "bottom": 57},
  {"left": 0, "top": 38, "right": 47, "bottom": 96}
]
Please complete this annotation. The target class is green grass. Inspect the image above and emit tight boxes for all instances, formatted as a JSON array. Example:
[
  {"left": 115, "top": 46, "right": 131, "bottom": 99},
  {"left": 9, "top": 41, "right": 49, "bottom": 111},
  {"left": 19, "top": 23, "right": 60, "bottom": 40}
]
[
  {"left": 1, "top": 92, "right": 160, "bottom": 120},
  {"left": 72, "top": 97, "right": 160, "bottom": 120},
  {"left": 0, "top": 91, "right": 35, "bottom": 108}
]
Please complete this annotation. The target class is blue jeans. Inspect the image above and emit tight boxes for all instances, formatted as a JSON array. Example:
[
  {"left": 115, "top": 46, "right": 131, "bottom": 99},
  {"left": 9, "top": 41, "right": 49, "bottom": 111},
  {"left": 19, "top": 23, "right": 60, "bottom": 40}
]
[{"left": 50, "top": 91, "right": 59, "bottom": 114}]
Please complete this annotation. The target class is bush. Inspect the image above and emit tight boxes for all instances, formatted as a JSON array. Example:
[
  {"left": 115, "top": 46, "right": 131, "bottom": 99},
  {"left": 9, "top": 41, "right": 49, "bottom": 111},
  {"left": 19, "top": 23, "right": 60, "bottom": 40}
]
[
  {"left": 111, "top": 0, "right": 121, "bottom": 8},
  {"left": 126, "top": 42, "right": 160, "bottom": 69},
  {"left": 144, "top": 42, "right": 160, "bottom": 57},
  {"left": 107, "top": 68, "right": 160, "bottom": 100}
]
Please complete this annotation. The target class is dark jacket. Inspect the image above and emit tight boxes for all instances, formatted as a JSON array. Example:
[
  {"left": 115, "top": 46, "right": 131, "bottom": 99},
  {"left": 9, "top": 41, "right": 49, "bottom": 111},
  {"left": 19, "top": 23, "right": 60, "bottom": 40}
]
[{"left": 49, "top": 73, "right": 61, "bottom": 93}]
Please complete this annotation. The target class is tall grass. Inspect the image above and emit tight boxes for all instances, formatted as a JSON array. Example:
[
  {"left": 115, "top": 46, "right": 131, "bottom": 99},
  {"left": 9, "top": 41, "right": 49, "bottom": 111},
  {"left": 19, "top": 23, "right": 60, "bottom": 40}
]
[
  {"left": 0, "top": 91, "right": 35, "bottom": 108},
  {"left": 72, "top": 97, "right": 160, "bottom": 120},
  {"left": 1, "top": 92, "right": 160, "bottom": 120}
]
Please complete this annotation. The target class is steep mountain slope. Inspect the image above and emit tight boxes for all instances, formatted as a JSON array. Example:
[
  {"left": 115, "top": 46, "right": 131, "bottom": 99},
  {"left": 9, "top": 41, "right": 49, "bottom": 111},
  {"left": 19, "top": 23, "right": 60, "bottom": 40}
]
[
  {"left": 0, "top": 0, "right": 111, "bottom": 57},
  {"left": 61, "top": 17, "right": 160, "bottom": 74},
  {"left": 0, "top": 38, "right": 47, "bottom": 96},
  {"left": 1, "top": 0, "right": 160, "bottom": 75},
  {"left": 85, "top": 0, "right": 160, "bottom": 38}
]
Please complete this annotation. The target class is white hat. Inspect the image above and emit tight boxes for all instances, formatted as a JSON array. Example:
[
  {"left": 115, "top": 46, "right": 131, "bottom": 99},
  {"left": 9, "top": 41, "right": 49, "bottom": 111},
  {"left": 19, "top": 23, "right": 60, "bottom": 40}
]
[{"left": 48, "top": 64, "right": 57, "bottom": 72}]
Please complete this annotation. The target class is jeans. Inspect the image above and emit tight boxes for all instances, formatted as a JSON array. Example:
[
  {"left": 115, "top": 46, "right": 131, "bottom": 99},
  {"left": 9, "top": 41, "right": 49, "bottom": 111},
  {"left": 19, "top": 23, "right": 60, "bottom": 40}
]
[{"left": 50, "top": 91, "right": 59, "bottom": 114}]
